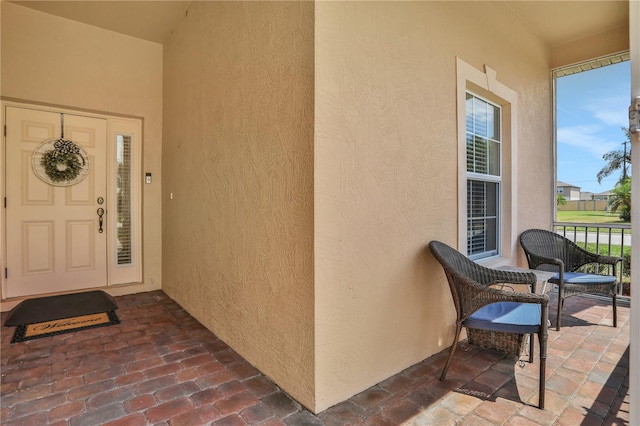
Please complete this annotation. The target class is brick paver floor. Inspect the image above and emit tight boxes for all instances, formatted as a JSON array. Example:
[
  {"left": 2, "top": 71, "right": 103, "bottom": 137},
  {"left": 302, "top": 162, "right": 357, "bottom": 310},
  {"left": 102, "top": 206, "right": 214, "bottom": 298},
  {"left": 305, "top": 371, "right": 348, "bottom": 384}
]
[{"left": 1, "top": 290, "right": 630, "bottom": 425}]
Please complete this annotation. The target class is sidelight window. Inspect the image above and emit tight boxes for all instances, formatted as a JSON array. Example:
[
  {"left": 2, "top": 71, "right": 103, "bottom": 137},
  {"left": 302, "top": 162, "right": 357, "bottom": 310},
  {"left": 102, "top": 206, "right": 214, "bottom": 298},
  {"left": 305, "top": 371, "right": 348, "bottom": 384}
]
[{"left": 116, "top": 135, "right": 132, "bottom": 265}]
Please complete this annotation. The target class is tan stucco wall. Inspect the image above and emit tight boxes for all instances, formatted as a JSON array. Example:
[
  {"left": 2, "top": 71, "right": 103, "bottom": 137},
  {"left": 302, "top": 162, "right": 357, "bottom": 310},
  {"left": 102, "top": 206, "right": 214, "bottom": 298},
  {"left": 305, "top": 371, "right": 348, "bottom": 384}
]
[
  {"left": 314, "top": 1, "right": 553, "bottom": 411},
  {"left": 551, "top": 25, "right": 630, "bottom": 69},
  {"left": 162, "top": 2, "right": 315, "bottom": 409},
  {"left": 7, "top": 0, "right": 624, "bottom": 415},
  {"left": 0, "top": 3, "right": 163, "bottom": 298}
]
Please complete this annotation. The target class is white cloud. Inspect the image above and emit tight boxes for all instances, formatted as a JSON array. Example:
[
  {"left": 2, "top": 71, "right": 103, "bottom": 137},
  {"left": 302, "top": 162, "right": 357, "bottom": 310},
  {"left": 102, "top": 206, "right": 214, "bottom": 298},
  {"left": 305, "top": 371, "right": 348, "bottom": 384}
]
[
  {"left": 585, "top": 95, "right": 629, "bottom": 128},
  {"left": 557, "top": 125, "right": 620, "bottom": 158}
]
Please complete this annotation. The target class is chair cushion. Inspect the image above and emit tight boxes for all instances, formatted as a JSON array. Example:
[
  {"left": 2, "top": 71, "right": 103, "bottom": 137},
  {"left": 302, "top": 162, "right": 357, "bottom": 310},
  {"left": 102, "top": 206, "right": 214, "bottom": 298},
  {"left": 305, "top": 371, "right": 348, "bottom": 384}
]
[
  {"left": 548, "top": 272, "right": 616, "bottom": 284},
  {"left": 463, "top": 302, "right": 541, "bottom": 334}
]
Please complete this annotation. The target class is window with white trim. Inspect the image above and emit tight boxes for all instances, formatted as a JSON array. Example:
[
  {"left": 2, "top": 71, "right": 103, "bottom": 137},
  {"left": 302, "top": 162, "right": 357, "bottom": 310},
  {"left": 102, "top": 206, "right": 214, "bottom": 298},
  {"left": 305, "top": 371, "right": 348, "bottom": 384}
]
[
  {"left": 466, "top": 93, "right": 501, "bottom": 259},
  {"left": 456, "top": 57, "right": 517, "bottom": 263},
  {"left": 108, "top": 118, "right": 142, "bottom": 285}
]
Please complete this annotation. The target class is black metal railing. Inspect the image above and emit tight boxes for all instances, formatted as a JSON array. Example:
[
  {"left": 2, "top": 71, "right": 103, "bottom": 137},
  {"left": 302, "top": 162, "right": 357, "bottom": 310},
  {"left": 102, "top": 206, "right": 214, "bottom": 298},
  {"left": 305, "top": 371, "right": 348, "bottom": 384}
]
[{"left": 554, "top": 222, "right": 632, "bottom": 297}]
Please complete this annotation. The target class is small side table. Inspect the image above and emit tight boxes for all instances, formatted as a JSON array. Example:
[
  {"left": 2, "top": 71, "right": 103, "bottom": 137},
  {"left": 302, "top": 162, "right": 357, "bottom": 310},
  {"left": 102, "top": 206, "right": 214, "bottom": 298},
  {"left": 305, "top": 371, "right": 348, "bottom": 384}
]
[{"left": 496, "top": 266, "right": 556, "bottom": 294}]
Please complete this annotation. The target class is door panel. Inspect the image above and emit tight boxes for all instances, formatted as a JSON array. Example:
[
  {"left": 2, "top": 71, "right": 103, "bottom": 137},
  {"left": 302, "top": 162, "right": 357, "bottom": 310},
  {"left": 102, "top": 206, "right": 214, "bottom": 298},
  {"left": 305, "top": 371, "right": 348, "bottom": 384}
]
[
  {"left": 5, "top": 106, "right": 107, "bottom": 298},
  {"left": 23, "top": 221, "right": 54, "bottom": 273}
]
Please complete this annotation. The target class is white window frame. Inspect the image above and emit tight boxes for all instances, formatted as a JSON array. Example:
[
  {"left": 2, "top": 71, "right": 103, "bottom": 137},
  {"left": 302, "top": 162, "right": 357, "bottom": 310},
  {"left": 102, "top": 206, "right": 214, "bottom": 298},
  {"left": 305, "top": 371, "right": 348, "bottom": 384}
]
[
  {"left": 466, "top": 93, "right": 502, "bottom": 259},
  {"left": 108, "top": 118, "right": 143, "bottom": 285},
  {"left": 456, "top": 57, "right": 518, "bottom": 264}
]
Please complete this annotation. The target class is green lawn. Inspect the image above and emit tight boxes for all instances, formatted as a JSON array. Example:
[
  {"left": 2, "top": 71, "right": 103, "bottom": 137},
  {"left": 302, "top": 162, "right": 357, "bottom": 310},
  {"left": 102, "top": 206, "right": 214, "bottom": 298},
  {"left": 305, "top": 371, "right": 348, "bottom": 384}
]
[{"left": 556, "top": 210, "right": 628, "bottom": 224}]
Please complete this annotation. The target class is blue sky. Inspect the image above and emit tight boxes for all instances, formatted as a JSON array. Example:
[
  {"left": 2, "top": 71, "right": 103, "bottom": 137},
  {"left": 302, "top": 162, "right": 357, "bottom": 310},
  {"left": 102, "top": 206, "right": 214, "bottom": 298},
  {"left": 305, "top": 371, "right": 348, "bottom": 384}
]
[{"left": 556, "top": 61, "right": 631, "bottom": 194}]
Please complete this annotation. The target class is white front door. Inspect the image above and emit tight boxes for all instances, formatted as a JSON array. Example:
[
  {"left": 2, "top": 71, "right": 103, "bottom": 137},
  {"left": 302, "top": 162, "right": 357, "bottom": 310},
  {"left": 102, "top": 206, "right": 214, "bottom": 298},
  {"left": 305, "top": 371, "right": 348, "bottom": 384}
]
[{"left": 5, "top": 106, "right": 108, "bottom": 298}]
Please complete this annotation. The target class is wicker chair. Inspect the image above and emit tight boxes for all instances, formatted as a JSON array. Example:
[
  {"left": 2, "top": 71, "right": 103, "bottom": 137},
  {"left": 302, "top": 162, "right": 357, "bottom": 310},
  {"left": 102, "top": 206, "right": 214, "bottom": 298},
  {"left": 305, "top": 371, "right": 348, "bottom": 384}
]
[
  {"left": 429, "top": 241, "right": 549, "bottom": 409},
  {"left": 520, "top": 229, "right": 621, "bottom": 331}
]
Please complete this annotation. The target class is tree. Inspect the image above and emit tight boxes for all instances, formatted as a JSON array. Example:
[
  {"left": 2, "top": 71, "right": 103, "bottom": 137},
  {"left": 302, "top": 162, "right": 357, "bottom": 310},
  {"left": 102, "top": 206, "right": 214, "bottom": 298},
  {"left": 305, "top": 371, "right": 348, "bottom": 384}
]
[
  {"left": 597, "top": 127, "right": 631, "bottom": 184},
  {"left": 556, "top": 194, "right": 567, "bottom": 206},
  {"left": 608, "top": 177, "right": 631, "bottom": 222}
]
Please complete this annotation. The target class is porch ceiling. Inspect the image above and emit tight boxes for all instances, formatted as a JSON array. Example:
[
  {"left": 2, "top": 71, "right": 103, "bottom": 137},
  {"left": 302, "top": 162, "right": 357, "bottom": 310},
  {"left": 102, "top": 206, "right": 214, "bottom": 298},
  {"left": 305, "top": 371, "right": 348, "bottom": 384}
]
[{"left": 10, "top": 0, "right": 630, "bottom": 47}]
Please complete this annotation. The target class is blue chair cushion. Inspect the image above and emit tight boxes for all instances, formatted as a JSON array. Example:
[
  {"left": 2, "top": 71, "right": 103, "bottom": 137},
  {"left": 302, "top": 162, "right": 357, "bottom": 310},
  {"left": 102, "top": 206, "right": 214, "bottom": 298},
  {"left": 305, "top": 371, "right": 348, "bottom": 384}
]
[
  {"left": 463, "top": 302, "right": 541, "bottom": 334},
  {"left": 548, "top": 272, "right": 616, "bottom": 284}
]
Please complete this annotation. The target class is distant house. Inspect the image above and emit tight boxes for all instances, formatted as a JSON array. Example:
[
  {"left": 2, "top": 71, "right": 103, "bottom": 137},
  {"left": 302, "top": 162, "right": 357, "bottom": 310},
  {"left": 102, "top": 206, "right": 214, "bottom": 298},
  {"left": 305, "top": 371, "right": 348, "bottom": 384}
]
[
  {"left": 580, "top": 191, "right": 595, "bottom": 201},
  {"left": 557, "top": 181, "right": 581, "bottom": 201},
  {"left": 579, "top": 189, "right": 612, "bottom": 201},
  {"left": 593, "top": 190, "right": 613, "bottom": 201}
]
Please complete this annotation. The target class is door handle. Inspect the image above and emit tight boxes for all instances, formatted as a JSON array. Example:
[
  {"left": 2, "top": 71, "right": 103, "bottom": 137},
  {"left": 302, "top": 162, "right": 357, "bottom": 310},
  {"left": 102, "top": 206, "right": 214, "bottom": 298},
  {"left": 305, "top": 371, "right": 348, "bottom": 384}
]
[{"left": 97, "top": 208, "right": 105, "bottom": 233}]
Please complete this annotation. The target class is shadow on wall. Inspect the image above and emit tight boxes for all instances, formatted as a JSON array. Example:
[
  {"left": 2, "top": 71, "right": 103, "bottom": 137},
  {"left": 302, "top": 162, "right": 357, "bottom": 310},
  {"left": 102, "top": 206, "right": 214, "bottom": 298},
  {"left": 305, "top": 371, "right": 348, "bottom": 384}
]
[{"left": 419, "top": 244, "right": 457, "bottom": 355}]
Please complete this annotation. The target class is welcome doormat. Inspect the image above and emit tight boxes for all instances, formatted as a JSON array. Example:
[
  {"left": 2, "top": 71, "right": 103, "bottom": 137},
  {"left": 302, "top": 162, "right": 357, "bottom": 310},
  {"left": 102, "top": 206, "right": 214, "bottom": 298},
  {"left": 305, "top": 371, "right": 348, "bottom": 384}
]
[{"left": 4, "top": 290, "right": 120, "bottom": 343}]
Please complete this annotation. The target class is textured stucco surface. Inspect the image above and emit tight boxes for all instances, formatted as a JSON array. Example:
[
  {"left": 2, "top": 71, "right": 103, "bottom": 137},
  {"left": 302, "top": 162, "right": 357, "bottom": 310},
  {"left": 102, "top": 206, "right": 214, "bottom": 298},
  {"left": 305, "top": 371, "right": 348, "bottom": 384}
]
[
  {"left": 162, "top": 2, "right": 315, "bottom": 409},
  {"left": 0, "top": 2, "right": 163, "bottom": 299},
  {"left": 314, "top": 1, "right": 553, "bottom": 411},
  {"left": 2, "top": 0, "right": 629, "bottom": 415},
  {"left": 551, "top": 25, "right": 629, "bottom": 70}
]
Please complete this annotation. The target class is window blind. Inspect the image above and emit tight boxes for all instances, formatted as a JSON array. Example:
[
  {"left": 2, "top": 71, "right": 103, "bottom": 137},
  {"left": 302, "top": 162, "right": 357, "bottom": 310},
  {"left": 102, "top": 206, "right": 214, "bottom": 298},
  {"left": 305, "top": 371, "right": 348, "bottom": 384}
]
[
  {"left": 116, "top": 135, "right": 132, "bottom": 265},
  {"left": 466, "top": 93, "right": 501, "bottom": 259}
]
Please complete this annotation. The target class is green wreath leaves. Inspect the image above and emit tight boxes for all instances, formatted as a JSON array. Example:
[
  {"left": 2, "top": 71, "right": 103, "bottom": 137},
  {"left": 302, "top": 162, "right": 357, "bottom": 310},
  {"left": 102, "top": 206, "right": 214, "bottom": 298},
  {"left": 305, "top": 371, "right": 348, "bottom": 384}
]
[{"left": 40, "top": 140, "right": 86, "bottom": 183}]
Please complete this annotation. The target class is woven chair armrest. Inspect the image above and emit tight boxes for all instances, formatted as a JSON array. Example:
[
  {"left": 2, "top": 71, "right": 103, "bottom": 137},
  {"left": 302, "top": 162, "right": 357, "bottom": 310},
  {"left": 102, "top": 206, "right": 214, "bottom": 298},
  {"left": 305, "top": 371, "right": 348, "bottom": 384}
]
[
  {"left": 472, "top": 281, "right": 548, "bottom": 304},
  {"left": 569, "top": 243, "right": 621, "bottom": 267},
  {"left": 459, "top": 275, "right": 549, "bottom": 318},
  {"left": 567, "top": 250, "right": 622, "bottom": 271},
  {"left": 482, "top": 268, "right": 537, "bottom": 287},
  {"left": 531, "top": 255, "right": 563, "bottom": 267},
  {"left": 593, "top": 254, "right": 623, "bottom": 265},
  {"left": 525, "top": 254, "right": 563, "bottom": 272}
]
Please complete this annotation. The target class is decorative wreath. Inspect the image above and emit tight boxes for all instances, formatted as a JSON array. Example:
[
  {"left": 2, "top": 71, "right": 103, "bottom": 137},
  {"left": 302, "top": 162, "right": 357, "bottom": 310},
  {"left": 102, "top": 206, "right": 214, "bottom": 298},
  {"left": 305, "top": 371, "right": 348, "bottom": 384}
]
[
  {"left": 32, "top": 139, "right": 90, "bottom": 186},
  {"left": 41, "top": 140, "right": 85, "bottom": 182}
]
